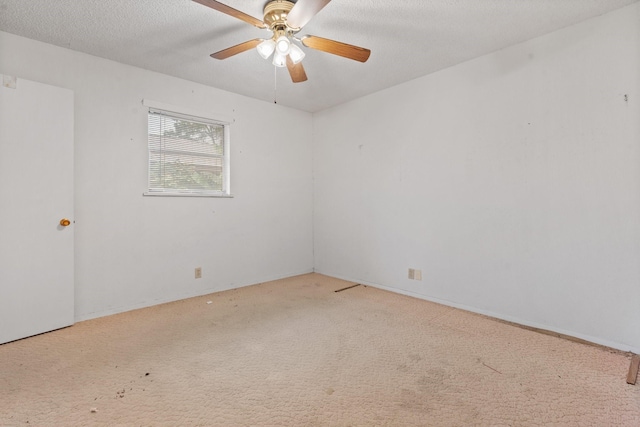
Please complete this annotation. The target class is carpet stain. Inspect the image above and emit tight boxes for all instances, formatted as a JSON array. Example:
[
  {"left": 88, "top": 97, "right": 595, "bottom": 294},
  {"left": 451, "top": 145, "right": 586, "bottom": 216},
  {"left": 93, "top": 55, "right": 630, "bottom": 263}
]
[{"left": 397, "top": 363, "right": 409, "bottom": 372}]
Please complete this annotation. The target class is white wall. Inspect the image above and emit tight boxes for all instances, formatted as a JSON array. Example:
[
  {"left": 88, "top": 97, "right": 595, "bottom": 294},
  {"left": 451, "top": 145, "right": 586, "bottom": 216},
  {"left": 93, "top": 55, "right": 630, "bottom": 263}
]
[
  {"left": 0, "top": 31, "right": 314, "bottom": 321},
  {"left": 313, "top": 3, "right": 640, "bottom": 352}
]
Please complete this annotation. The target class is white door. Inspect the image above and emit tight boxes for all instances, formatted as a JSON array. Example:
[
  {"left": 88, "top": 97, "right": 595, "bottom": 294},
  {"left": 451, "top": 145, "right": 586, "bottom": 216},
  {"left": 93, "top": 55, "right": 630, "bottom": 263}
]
[{"left": 0, "top": 76, "right": 74, "bottom": 344}]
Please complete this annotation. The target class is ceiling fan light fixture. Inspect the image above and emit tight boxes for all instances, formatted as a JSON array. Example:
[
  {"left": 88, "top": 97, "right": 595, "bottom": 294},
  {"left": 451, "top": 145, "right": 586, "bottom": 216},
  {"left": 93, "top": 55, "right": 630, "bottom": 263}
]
[
  {"left": 256, "top": 39, "right": 276, "bottom": 59},
  {"left": 275, "top": 35, "right": 291, "bottom": 56},
  {"left": 288, "top": 43, "right": 305, "bottom": 64},
  {"left": 272, "top": 52, "right": 287, "bottom": 68},
  {"left": 197, "top": 0, "right": 371, "bottom": 84}
]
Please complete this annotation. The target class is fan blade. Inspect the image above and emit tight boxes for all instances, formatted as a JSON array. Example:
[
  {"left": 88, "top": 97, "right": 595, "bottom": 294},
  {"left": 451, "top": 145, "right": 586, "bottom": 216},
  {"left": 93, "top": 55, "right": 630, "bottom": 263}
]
[
  {"left": 286, "top": 0, "right": 332, "bottom": 29},
  {"left": 286, "top": 56, "right": 308, "bottom": 83},
  {"left": 193, "top": 0, "right": 267, "bottom": 29},
  {"left": 301, "top": 35, "right": 371, "bottom": 63},
  {"left": 211, "top": 39, "right": 262, "bottom": 60}
]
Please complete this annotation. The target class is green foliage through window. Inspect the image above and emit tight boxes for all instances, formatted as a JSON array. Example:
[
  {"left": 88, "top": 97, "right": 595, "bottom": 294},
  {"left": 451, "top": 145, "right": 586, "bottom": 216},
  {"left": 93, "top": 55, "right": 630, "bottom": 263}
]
[{"left": 148, "top": 109, "right": 228, "bottom": 194}]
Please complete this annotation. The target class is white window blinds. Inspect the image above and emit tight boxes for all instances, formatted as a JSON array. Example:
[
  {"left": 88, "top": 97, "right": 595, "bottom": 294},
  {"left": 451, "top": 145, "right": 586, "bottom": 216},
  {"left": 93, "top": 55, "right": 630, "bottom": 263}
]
[{"left": 147, "top": 108, "right": 230, "bottom": 196}]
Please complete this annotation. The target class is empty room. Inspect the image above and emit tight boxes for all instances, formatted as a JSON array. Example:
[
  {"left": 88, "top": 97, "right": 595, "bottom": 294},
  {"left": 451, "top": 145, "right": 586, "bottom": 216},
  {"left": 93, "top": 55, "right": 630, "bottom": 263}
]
[{"left": 1, "top": 0, "right": 639, "bottom": 425}]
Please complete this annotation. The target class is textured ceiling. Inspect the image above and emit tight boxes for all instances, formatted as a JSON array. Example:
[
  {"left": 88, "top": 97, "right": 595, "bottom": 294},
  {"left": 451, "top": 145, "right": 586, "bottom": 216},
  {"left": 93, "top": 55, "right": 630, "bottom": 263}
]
[{"left": 0, "top": 0, "right": 638, "bottom": 112}]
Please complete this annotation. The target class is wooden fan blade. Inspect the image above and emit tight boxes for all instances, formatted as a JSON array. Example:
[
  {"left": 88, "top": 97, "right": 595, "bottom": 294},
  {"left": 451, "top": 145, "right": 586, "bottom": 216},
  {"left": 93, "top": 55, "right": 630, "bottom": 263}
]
[
  {"left": 193, "top": 0, "right": 267, "bottom": 29},
  {"left": 301, "top": 35, "right": 371, "bottom": 63},
  {"left": 211, "top": 39, "right": 262, "bottom": 60},
  {"left": 286, "top": 0, "right": 332, "bottom": 29},
  {"left": 286, "top": 56, "right": 308, "bottom": 83}
]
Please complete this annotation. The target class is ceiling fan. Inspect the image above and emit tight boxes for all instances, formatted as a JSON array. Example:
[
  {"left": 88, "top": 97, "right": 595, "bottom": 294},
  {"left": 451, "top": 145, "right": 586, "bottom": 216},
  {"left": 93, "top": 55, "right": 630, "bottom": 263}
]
[{"left": 193, "top": 0, "right": 371, "bottom": 83}]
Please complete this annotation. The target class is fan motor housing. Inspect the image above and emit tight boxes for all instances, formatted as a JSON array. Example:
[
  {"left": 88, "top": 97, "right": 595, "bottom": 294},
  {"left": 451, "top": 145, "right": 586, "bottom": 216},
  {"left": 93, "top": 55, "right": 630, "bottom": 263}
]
[{"left": 263, "top": 0, "right": 297, "bottom": 32}]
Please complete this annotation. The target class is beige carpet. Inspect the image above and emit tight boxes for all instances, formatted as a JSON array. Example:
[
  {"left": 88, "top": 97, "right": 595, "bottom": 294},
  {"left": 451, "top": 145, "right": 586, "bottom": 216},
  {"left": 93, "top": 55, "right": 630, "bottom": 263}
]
[{"left": 1, "top": 273, "right": 638, "bottom": 426}]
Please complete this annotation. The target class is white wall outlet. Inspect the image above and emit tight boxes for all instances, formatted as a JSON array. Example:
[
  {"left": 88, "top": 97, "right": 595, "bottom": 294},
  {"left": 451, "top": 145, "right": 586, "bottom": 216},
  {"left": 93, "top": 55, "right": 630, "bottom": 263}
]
[
  {"left": 408, "top": 268, "right": 415, "bottom": 280},
  {"left": 195, "top": 267, "right": 202, "bottom": 279},
  {"left": 414, "top": 269, "right": 422, "bottom": 281},
  {"left": 3, "top": 75, "right": 17, "bottom": 89}
]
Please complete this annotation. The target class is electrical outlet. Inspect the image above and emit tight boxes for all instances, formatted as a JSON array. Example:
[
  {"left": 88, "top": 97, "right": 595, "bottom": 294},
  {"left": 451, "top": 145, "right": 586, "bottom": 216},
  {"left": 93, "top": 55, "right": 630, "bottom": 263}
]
[
  {"left": 414, "top": 269, "right": 422, "bottom": 281},
  {"left": 195, "top": 267, "right": 202, "bottom": 279},
  {"left": 408, "top": 268, "right": 415, "bottom": 280}
]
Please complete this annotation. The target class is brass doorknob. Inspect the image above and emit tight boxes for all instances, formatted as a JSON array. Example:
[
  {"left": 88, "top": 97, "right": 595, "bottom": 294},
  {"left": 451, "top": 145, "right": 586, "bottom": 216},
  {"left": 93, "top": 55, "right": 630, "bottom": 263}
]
[{"left": 60, "top": 218, "right": 71, "bottom": 227}]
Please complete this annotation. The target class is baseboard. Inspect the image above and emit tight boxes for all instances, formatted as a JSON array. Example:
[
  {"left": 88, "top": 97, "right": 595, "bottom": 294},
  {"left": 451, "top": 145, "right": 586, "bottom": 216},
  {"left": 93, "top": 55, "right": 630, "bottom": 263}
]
[
  {"left": 316, "top": 271, "right": 640, "bottom": 355},
  {"left": 74, "top": 268, "right": 315, "bottom": 323}
]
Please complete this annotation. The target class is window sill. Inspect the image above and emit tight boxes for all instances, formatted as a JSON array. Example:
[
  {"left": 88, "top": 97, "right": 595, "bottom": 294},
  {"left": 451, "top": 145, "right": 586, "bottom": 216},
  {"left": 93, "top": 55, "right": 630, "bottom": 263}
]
[{"left": 143, "top": 192, "right": 234, "bottom": 198}]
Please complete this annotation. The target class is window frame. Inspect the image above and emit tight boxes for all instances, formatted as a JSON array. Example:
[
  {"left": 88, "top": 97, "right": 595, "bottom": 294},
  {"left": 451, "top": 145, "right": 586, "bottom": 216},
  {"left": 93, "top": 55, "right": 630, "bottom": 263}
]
[{"left": 142, "top": 100, "right": 232, "bottom": 198}]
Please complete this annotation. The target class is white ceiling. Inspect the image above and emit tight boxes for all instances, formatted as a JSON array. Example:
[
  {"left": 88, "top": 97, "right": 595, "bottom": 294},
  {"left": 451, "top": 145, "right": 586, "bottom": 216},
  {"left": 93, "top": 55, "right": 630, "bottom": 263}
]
[{"left": 0, "top": 0, "right": 637, "bottom": 112}]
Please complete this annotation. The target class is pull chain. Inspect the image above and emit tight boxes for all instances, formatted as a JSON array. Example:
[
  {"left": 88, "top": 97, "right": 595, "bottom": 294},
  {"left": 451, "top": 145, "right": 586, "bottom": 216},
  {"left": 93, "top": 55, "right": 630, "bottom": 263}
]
[{"left": 273, "top": 64, "right": 277, "bottom": 104}]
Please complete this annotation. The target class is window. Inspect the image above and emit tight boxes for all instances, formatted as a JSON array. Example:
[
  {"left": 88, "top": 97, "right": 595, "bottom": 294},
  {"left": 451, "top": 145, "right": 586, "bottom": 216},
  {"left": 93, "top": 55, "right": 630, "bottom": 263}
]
[{"left": 145, "top": 106, "right": 231, "bottom": 197}]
